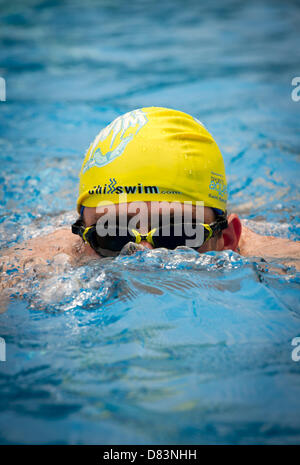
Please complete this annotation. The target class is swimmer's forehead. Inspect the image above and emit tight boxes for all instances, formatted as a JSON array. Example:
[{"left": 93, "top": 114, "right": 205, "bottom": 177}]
[{"left": 84, "top": 202, "right": 215, "bottom": 222}]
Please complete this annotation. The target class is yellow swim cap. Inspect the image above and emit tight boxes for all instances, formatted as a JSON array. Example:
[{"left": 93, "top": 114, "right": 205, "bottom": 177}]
[{"left": 77, "top": 107, "right": 227, "bottom": 213}]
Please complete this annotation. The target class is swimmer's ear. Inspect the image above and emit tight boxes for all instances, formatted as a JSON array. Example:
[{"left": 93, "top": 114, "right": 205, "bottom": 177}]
[{"left": 221, "top": 213, "right": 242, "bottom": 252}]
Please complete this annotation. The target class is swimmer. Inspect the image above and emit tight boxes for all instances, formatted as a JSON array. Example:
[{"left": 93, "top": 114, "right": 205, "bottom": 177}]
[{"left": 1, "top": 106, "right": 300, "bottom": 289}]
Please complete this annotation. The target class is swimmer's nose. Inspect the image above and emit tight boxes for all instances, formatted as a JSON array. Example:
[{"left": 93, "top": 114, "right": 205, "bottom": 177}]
[
  {"left": 140, "top": 240, "right": 154, "bottom": 249},
  {"left": 119, "top": 241, "right": 153, "bottom": 256}
]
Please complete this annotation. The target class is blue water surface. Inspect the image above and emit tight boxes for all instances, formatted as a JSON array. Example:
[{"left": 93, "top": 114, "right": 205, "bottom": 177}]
[{"left": 0, "top": 0, "right": 300, "bottom": 445}]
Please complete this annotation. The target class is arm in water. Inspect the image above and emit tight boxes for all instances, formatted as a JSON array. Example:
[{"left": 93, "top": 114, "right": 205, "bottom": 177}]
[
  {"left": 239, "top": 222, "right": 300, "bottom": 270},
  {"left": 0, "top": 228, "right": 98, "bottom": 295}
]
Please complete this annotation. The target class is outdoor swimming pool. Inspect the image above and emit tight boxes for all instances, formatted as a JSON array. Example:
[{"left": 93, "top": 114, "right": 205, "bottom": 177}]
[{"left": 0, "top": 0, "right": 300, "bottom": 444}]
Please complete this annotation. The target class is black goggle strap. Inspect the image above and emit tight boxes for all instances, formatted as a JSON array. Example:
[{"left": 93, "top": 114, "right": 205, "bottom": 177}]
[
  {"left": 194, "top": 216, "right": 228, "bottom": 245},
  {"left": 71, "top": 217, "right": 84, "bottom": 237},
  {"left": 72, "top": 218, "right": 96, "bottom": 246},
  {"left": 209, "top": 216, "right": 228, "bottom": 237}
]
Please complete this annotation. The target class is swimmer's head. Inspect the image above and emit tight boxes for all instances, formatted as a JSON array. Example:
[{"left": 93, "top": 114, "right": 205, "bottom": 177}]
[{"left": 76, "top": 107, "right": 227, "bottom": 214}]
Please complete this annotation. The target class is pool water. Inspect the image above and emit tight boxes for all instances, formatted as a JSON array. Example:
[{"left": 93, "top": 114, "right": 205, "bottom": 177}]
[{"left": 0, "top": 0, "right": 300, "bottom": 445}]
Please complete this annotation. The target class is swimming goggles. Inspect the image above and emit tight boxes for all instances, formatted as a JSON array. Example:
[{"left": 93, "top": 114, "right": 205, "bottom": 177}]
[{"left": 71, "top": 215, "right": 228, "bottom": 256}]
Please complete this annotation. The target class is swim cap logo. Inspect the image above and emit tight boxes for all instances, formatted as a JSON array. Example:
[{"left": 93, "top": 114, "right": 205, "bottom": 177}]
[
  {"left": 88, "top": 178, "right": 160, "bottom": 195},
  {"left": 208, "top": 172, "right": 227, "bottom": 203},
  {"left": 107, "top": 177, "right": 117, "bottom": 193},
  {"left": 82, "top": 109, "right": 148, "bottom": 174}
]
